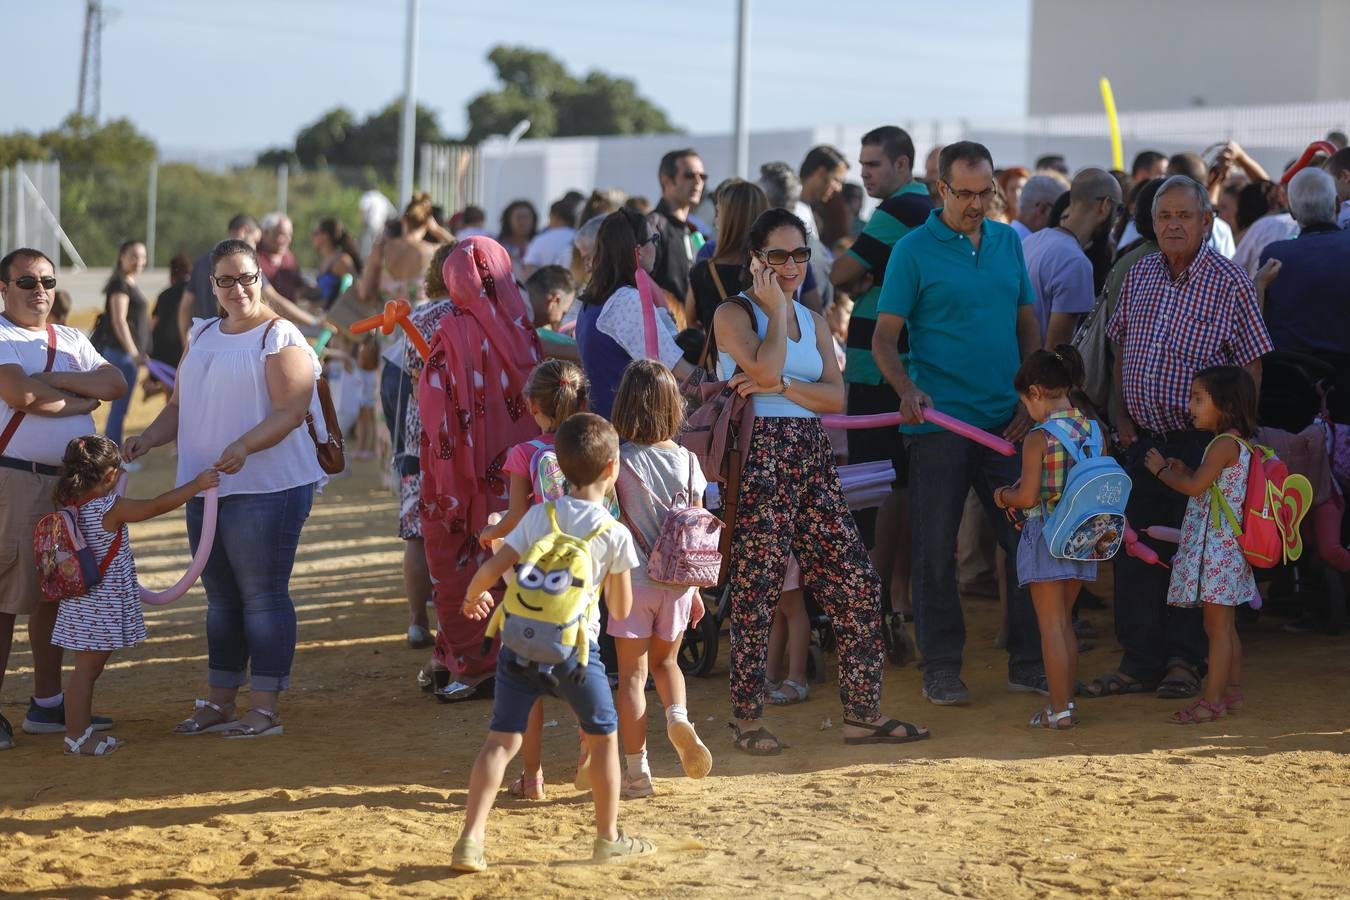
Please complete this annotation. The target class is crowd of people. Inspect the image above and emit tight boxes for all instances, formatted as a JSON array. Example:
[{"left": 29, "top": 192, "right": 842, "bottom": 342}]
[{"left": 1, "top": 124, "right": 1348, "bottom": 867}]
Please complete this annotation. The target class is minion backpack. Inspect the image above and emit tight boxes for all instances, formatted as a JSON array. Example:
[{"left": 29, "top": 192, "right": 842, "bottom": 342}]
[{"left": 483, "top": 502, "right": 610, "bottom": 687}]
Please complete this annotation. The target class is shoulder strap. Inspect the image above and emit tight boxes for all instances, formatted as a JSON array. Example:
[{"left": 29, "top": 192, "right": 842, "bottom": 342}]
[
  {"left": 582, "top": 511, "right": 614, "bottom": 544},
  {"left": 0, "top": 324, "right": 60, "bottom": 456},
  {"left": 615, "top": 458, "right": 656, "bottom": 557},
  {"left": 259, "top": 317, "right": 280, "bottom": 349},
  {"left": 634, "top": 274, "right": 661, "bottom": 360},
  {"left": 98, "top": 528, "right": 124, "bottom": 578},
  {"left": 697, "top": 293, "right": 756, "bottom": 374},
  {"left": 1036, "top": 417, "right": 1087, "bottom": 464},
  {"left": 706, "top": 262, "right": 730, "bottom": 300},
  {"left": 544, "top": 501, "right": 560, "bottom": 534}
]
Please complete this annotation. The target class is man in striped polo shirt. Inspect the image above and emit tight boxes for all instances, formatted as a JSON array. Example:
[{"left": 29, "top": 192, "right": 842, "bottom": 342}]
[{"left": 830, "top": 126, "right": 933, "bottom": 647}]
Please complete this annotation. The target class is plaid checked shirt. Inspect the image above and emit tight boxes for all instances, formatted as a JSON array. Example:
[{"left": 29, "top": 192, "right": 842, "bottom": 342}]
[
  {"left": 1027, "top": 409, "right": 1093, "bottom": 517},
  {"left": 1106, "top": 246, "right": 1272, "bottom": 433}
]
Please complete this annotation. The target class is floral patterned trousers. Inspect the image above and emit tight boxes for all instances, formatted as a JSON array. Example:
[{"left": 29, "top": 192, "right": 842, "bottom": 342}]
[{"left": 726, "top": 417, "right": 884, "bottom": 721}]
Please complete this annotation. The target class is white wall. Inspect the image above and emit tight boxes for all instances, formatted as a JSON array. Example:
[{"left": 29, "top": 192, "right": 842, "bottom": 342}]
[{"left": 1028, "top": 0, "right": 1347, "bottom": 115}]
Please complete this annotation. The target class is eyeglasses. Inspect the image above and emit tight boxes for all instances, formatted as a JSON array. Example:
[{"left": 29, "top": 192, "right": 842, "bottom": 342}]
[
  {"left": 756, "top": 247, "right": 812, "bottom": 266},
  {"left": 213, "top": 271, "right": 261, "bottom": 289},
  {"left": 942, "top": 180, "right": 997, "bottom": 203},
  {"left": 638, "top": 233, "right": 661, "bottom": 248},
  {"left": 9, "top": 275, "right": 57, "bottom": 291}
]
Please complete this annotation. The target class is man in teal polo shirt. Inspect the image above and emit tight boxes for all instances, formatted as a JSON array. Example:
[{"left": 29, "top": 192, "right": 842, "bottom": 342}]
[
  {"left": 830, "top": 126, "right": 932, "bottom": 657},
  {"left": 872, "top": 140, "right": 1044, "bottom": 706}
]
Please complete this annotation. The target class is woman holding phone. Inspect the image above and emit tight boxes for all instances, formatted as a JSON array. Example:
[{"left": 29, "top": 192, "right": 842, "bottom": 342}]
[{"left": 714, "top": 207, "right": 929, "bottom": 756}]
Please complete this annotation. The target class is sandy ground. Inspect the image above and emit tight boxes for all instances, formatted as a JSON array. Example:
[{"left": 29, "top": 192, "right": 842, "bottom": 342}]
[{"left": 2, "top": 367, "right": 1348, "bottom": 899}]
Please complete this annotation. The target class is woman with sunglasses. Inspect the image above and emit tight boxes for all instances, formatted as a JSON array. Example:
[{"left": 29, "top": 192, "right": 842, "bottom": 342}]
[
  {"left": 575, "top": 209, "right": 695, "bottom": 419},
  {"left": 715, "top": 208, "right": 929, "bottom": 756},
  {"left": 123, "top": 238, "right": 324, "bottom": 739}
]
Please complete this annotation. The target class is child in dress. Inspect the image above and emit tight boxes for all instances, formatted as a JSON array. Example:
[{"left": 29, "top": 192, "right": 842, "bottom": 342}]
[
  {"left": 453, "top": 413, "right": 654, "bottom": 870},
  {"left": 477, "top": 358, "right": 589, "bottom": 800},
  {"left": 1145, "top": 366, "right": 1261, "bottom": 724},
  {"left": 608, "top": 360, "right": 713, "bottom": 798},
  {"left": 995, "top": 348, "right": 1096, "bottom": 730},
  {"left": 50, "top": 435, "right": 219, "bottom": 756},
  {"left": 352, "top": 335, "right": 380, "bottom": 460}
]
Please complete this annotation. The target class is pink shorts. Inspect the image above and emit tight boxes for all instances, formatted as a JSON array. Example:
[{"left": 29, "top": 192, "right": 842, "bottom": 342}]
[{"left": 607, "top": 583, "right": 696, "bottom": 642}]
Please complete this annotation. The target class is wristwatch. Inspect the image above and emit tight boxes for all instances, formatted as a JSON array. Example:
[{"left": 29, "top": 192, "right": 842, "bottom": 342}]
[{"left": 781, "top": 375, "right": 793, "bottom": 394}]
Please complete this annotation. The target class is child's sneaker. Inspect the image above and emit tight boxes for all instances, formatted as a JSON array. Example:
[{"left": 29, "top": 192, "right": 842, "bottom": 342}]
[
  {"left": 451, "top": 836, "right": 487, "bottom": 873},
  {"left": 593, "top": 830, "right": 656, "bottom": 863},
  {"left": 0, "top": 713, "right": 14, "bottom": 750},
  {"left": 620, "top": 771, "right": 654, "bottom": 799},
  {"left": 667, "top": 720, "right": 713, "bottom": 779},
  {"left": 22, "top": 698, "right": 113, "bottom": 734}
]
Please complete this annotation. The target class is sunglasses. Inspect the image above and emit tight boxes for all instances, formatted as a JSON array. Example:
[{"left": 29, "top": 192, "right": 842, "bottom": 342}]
[
  {"left": 213, "top": 271, "right": 261, "bottom": 289},
  {"left": 756, "top": 247, "right": 812, "bottom": 266},
  {"left": 10, "top": 275, "right": 57, "bottom": 291}
]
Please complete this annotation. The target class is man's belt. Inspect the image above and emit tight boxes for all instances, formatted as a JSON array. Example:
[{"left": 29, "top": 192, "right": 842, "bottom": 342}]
[{"left": 0, "top": 455, "right": 62, "bottom": 477}]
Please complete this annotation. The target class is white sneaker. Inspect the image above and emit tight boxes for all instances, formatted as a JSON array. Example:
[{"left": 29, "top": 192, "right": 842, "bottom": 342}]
[{"left": 620, "top": 771, "right": 654, "bottom": 799}]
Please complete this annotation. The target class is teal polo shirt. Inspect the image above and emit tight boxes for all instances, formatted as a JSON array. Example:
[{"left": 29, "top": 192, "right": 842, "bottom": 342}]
[{"left": 877, "top": 208, "right": 1034, "bottom": 434}]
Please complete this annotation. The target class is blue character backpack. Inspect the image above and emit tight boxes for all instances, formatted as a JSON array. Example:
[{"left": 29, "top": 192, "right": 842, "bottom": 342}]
[
  {"left": 483, "top": 502, "right": 610, "bottom": 686},
  {"left": 1035, "top": 418, "right": 1131, "bottom": 561}
]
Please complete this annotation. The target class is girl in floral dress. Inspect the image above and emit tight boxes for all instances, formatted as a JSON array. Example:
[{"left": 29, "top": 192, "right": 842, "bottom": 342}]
[{"left": 1145, "top": 366, "right": 1261, "bottom": 725}]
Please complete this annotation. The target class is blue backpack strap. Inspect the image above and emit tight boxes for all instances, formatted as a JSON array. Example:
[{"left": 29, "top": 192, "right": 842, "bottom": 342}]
[{"left": 1035, "top": 417, "right": 1089, "bottom": 464}]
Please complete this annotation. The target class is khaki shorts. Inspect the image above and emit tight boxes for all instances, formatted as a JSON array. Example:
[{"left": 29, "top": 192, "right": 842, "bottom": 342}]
[{"left": 0, "top": 467, "right": 60, "bottom": 616}]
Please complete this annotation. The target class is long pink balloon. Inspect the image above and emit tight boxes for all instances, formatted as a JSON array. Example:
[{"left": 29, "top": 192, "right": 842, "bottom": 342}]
[
  {"left": 1123, "top": 525, "right": 1165, "bottom": 568},
  {"left": 1143, "top": 525, "right": 1181, "bottom": 543},
  {"left": 115, "top": 474, "right": 218, "bottom": 605},
  {"left": 817, "top": 408, "right": 1016, "bottom": 456}
]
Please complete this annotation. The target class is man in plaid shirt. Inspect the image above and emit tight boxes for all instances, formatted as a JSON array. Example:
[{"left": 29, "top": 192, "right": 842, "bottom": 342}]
[{"left": 1083, "top": 175, "right": 1272, "bottom": 701}]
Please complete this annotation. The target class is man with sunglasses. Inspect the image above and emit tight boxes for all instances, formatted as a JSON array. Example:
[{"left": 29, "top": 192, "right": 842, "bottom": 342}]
[
  {"left": 872, "top": 141, "right": 1046, "bottom": 706},
  {"left": 646, "top": 148, "right": 707, "bottom": 307},
  {"left": 1022, "top": 168, "right": 1122, "bottom": 349},
  {"left": 0, "top": 248, "right": 128, "bottom": 749}
]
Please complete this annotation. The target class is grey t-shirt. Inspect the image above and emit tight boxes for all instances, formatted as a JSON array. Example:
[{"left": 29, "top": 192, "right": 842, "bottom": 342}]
[{"left": 616, "top": 443, "right": 708, "bottom": 591}]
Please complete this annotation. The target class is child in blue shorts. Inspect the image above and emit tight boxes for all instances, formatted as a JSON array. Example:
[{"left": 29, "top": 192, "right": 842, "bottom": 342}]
[{"left": 453, "top": 413, "right": 656, "bottom": 870}]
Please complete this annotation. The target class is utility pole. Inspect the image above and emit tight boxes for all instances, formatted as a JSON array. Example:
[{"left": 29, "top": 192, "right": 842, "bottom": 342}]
[
  {"left": 733, "top": 0, "right": 750, "bottom": 178},
  {"left": 397, "top": 0, "right": 420, "bottom": 208},
  {"left": 77, "top": 1, "right": 104, "bottom": 121}
]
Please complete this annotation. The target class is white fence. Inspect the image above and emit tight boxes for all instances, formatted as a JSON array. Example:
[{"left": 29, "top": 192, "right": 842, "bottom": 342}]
[
  {"left": 1, "top": 160, "right": 71, "bottom": 268},
  {"left": 422, "top": 99, "right": 1350, "bottom": 222}
]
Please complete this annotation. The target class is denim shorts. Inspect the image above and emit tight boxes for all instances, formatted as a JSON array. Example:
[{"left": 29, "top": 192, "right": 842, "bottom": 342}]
[
  {"left": 489, "top": 642, "right": 617, "bottom": 735},
  {"left": 1016, "top": 515, "right": 1098, "bottom": 587}
]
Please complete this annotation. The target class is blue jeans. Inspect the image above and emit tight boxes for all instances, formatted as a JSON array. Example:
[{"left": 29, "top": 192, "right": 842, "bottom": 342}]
[
  {"left": 186, "top": 483, "right": 314, "bottom": 692},
  {"left": 101, "top": 347, "right": 139, "bottom": 445},
  {"left": 905, "top": 427, "right": 1043, "bottom": 678},
  {"left": 379, "top": 359, "right": 418, "bottom": 477}
]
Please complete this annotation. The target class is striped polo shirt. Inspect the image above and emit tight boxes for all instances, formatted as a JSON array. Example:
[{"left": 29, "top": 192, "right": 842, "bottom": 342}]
[{"left": 843, "top": 180, "right": 934, "bottom": 385}]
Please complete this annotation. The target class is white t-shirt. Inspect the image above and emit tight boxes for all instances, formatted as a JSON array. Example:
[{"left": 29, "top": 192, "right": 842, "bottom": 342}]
[
  {"left": 503, "top": 495, "right": 638, "bottom": 642},
  {"left": 617, "top": 444, "right": 707, "bottom": 591},
  {"left": 523, "top": 227, "right": 578, "bottom": 268},
  {"left": 1233, "top": 212, "right": 1298, "bottom": 279},
  {"left": 793, "top": 201, "right": 818, "bottom": 239},
  {"left": 0, "top": 318, "right": 108, "bottom": 466},
  {"left": 595, "top": 286, "right": 685, "bottom": 371},
  {"left": 177, "top": 317, "right": 326, "bottom": 497}
]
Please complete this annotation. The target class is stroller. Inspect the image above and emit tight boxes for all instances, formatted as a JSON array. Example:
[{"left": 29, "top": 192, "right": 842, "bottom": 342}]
[{"left": 679, "top": 460, "right": 900, "bottom": 677}]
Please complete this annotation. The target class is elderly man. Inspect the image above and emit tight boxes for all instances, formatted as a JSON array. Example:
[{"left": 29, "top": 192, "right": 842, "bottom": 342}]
[
  {"left": 257, "top": 212, "right": 308, "bottom": 301},
  {"left": 1010, "top": 173, "right": 1069, "bottom": 241},
  {"left": 873, "top": 141, "right": 1045, "bottom": 705},
  {"left": 0, "top": 248, "right": 128, "bottom": 749},
  {"left": 1083, "top": 176, "right": 1273, "bottom": 701},
  {"left": 1023, "top": 168, "right": 1122, "bottom": 348},
  {"left": 1259, "top": 167, "right": 1350, "bottom": 421}
]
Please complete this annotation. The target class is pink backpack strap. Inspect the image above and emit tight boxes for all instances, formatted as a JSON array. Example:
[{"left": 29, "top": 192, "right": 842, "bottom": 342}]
[
  {"left": 615, "top": 457, "right": 655, "bottom": 558},
  {"left": 635, "top": 269, "right": 662, "bottom": 360}
]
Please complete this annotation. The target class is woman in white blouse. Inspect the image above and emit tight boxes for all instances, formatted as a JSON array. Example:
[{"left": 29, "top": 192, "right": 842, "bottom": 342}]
[{"left": 125, "top": 239, "right": 324, "bottom": 739}]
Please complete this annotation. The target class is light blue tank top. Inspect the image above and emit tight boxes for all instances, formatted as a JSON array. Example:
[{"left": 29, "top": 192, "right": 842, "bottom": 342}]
[{"left": 718, "top": 294, "right": 823, "bottom": 418}]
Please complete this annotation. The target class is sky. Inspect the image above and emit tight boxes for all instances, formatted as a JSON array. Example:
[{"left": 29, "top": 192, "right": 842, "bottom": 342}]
[{"left": 1, "top": 0, "right": 1031, "bottom": 162}]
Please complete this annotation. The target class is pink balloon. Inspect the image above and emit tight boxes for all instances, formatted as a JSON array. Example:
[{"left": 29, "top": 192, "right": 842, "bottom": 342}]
[
  {"left": 1123, "top": 525, "right": 1165, "bottom": 568},
  {"left": 140, "top": 487, "right": 217, "bottom": 606},
  {"left": 1143, "top": 525, "right": 1182, "bottom": 543},
  {"left": 114, "top": 474, "right": 218, "bottom": 606},
  {"left": 817, "top": 408, "right": 1016, "bottom": 457}
]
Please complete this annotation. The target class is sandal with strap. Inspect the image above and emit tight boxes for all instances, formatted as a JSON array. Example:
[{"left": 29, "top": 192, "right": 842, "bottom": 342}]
[
  {"left": 222, "top": 707, "right": 284, "bottom": 739},
  {"left": 728, "top": 722, "right": 785, "bottom": 756},
  {"left": 1223, "top": 687, "right": 1245, "bottom": 713},
  {"left": 64, "top": 724, "right": 120, "bottom": 756},
  {"left": 842, "top": 718, "right": 930, "bottom": 745},
  {"left": 1157, "top": 660, "right": 1202, "bottom": 699},
  {"left": 1169, "top": 697, "right": 1226, "bottom": 725},
  {"left": 768, "top": 679, "right": 809, "bottom": 706},
  {"left": 1081, "top": 671, "right": 1155, "bottom": 698},
  {"left": 592, "top": 830, "right": 657, "bottom": 863},
  {"left": 1029, "top": 707, "right": 1075, "bottom": 730},
  {"left": 173, "top": 699, "right": 238, "bottom": 735},
  {"left": 451, "top": 836, "right": 487, "bottom": 873},
  {"left": 508, "top": 771, "right": 546, "bottom": 800}
]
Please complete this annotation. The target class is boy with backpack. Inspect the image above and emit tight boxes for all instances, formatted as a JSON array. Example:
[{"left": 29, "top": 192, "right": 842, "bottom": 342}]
[{"left": 453, "top": 412, "right": 655, "bottom": 871}]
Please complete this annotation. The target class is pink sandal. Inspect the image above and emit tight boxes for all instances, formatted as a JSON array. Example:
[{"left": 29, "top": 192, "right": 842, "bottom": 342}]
[
  {"left": 1223, "top": 688, "right": 1244, "bottom": 713},
  {"left": 1169, "top": 697, "right": 1226, "bottom": 725},
  {"left": 508, "top": 772, "right": 545, "bottom": 800}
]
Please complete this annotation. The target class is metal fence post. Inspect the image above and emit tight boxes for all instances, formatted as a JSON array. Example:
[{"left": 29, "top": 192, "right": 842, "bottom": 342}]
[
  {"left": 15, "top": 161, "right": 25, "bottom": 248},
  {"left": 277, "top": 163, "right": 288, "bottom": 216},
  {"left": 147, "top": 158, "right": 159, "bottom": 266},
  {"left": 1, "top": 167, "right": 9, "bottom": 252}
]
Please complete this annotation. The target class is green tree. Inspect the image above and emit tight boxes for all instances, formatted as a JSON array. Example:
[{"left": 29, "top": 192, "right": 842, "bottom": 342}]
[
  {"left": 465, "top": 45, "right": 677, "bottom": 143},
  {"left": 257, "top": 101, "right": 444, "bottom": 179}
]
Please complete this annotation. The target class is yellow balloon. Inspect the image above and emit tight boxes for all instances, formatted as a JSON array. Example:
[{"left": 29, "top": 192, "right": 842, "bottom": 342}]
[{"left": 1099, "top": 77, "right": 1124, "bottom": 171}]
